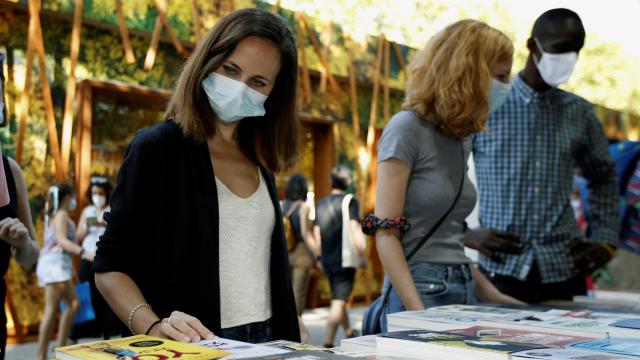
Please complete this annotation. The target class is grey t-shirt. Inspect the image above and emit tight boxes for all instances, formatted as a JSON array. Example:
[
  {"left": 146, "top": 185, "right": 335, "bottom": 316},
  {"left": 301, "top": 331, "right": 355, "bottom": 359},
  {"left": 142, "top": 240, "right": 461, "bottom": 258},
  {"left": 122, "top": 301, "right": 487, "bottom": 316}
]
[{"left": 377, "top": 111, "right": 476, "bottom": 264}]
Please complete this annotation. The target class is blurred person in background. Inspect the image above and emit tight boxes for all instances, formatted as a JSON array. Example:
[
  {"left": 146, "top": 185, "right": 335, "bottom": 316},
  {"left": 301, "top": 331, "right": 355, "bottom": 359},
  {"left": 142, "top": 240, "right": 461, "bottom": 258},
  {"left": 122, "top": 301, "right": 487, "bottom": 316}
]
[
  {"left": 315, "top": 165, "right": 366, "bottom": 347},
  {"left": 280, "top": 174, "right": 319, "bottom": 343},
  {"left": 36, "top": 184, "right": 90, "bottom": 360},
  {"left": 70, "top": 177, "right": 119, "bottom": 341}
]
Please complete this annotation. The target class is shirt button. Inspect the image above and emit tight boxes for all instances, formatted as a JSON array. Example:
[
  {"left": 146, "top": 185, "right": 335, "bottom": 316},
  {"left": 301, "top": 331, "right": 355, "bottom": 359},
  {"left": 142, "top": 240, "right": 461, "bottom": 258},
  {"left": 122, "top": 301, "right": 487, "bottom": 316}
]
[
  {"left": 535, "top": 161, "right": 541, "bottom": 167},
  {"left": 533, "top": 215, "right": 539, "bottom": 220},
  {"left": 534, "top": 187, "right": 540, "bottom": 193}
]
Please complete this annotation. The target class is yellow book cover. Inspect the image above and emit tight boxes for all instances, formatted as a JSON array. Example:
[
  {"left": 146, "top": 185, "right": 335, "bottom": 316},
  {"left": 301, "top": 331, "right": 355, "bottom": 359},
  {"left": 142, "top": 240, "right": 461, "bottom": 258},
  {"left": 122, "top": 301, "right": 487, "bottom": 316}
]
[{"left": 55, "top": 335, "right": 229, "bottom": 360}]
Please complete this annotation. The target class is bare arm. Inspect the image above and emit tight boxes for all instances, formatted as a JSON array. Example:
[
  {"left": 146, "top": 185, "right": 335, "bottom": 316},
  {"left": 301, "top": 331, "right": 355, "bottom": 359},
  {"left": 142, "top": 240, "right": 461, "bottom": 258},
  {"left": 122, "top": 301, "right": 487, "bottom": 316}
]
[
  {"left": 6, "top": 158, "right": 39, "bottom": 266},
  {"left": 375, "top": 159, "right": 424, "bottom": 310},
  {"left": 95, "top": 272, "right": 215, "bottom": 341},
  {"left": 299, "top": 203, "right": 320, "bottom": 256},
  {"left": 471, "top": 266, "right": 525, "bottom": 305},
  {"left": 53, "top": 211, "right": 84, "bottom": 255},
  {"left": 76, "top": 207, "right": 89, "bottom": 244}
]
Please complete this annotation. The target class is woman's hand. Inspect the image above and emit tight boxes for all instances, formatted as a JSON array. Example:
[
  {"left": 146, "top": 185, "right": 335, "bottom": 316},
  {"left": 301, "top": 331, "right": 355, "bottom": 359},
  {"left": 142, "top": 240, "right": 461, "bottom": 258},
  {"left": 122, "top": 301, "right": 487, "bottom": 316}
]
[
  {"left": 150, "top": 311, "right": 215, "bottom": 343},
  {"left": 0, "top": 218, "right": 30, "bottom": 248},
  {"left": 81, "top": 250, "right": 96, "bottom": 262}
]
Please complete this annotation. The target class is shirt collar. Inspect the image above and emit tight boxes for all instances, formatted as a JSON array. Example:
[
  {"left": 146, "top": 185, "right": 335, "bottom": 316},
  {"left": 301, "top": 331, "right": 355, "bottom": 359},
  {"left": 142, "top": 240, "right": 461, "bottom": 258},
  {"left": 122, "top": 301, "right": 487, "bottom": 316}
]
[{"left": 512, "top": 73, "right": 567, "bottom": 105}]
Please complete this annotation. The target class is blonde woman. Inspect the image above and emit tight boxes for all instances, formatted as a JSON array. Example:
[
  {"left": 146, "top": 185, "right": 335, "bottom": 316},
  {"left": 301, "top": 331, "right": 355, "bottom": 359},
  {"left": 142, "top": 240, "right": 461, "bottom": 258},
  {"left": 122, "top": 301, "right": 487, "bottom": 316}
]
[{"left": 369, "top": 20, "right": 523, "bottom": 332}]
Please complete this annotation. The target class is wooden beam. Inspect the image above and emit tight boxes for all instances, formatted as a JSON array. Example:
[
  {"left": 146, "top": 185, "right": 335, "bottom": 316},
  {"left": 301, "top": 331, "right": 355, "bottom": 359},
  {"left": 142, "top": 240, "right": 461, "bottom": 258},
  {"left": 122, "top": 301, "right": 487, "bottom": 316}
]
[
  {"left": 144, "top": 17, "right": 163, "bottom": 71},
  {"left": 346, "top": 37, "right": 360, "bottom": 139},
  {"left": 151, "top": 0, "right": 187, "bottom": 56},
  {"left": 391, "top": 41, "right": 407, "bottom": 75},
  {"left": 15, "top": 13, "right": 36, "bottom": 164},
  {"left": 29, "top": 0, "right": 64, "bottom": 181},
  {"left": 298, "top": 13, "right": 340, "bottom": 92},
  {"left": 60, "top": 0, "right": 83, "bottom": 177},
  {"left": 115, "top": 0, "right": 136, "bottom": 64},
  {"left": 365, "top": 34, "right": 384, "bottom": 153},
  {"left": 295, "top": 13, "right": 312, "bottom": 105},
  {"left": 272, "top": 0, "right": 281, "bottom": 14},
  {"left": 191, "top": 0, "right": 202, "bottom": 45},
  {"left": 383, "top": 39, "right": 390, "bottom": 122}
]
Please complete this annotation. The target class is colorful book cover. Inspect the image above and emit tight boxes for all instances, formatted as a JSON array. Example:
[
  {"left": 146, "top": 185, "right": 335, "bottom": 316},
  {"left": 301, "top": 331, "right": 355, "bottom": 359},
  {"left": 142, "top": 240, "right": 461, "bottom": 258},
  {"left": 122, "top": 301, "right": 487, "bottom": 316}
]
[
  {"left": 568, "top": 338, "right": 640, "bottom": 357},
  {"left": 447, "top": 325, "right": 590, "bottom": 347},
  {"left": 55, "top": 335, "right": 228, "bottom": 360},
  {"left": 380, "top": 330, "right": 544, "bottom": 354}
]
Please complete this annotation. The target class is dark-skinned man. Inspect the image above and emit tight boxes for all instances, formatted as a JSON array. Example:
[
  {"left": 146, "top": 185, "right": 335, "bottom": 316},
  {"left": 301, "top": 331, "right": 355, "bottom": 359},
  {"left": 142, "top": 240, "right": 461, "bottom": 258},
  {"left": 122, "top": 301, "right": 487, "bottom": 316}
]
[{"left": 468, "top": 8, "right": 619, "bottom": 304}]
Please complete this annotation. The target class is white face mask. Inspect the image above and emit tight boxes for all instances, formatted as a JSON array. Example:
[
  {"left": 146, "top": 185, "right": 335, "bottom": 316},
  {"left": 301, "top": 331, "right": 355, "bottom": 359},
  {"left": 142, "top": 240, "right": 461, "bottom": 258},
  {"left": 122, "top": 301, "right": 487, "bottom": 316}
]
[
  {"left": 533, "top": 37, "right": 578, "bottom": 87},
  {"left": 92, "top": 194, "right": 107, "bottom": 209},
  {"left": 202, "top": 73, "right": 268, "bottom": 123},
  {"left": 69, "top": 198, "right": 78, "bottom": 212},
  {"left": 488, "top": 79, "right": 511, "bottom": 113}
]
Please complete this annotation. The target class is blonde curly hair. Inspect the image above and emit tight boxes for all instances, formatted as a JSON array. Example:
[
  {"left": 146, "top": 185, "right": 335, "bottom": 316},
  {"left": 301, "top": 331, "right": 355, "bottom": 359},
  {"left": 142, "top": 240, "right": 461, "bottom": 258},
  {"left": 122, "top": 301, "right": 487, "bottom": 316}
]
[{"left": 402, "top": 19, "right": 513, "bottom": 139}]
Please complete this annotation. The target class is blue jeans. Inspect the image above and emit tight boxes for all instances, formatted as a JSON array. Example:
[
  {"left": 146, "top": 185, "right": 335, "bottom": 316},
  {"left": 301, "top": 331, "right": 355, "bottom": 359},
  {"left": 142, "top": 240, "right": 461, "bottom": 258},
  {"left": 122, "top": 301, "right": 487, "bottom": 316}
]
[
  {"left": 218, "top": 318, "right": 272, "bottom": 343},
  {"left": 380, "top": 262, "right": 477, "bottom": 332}
]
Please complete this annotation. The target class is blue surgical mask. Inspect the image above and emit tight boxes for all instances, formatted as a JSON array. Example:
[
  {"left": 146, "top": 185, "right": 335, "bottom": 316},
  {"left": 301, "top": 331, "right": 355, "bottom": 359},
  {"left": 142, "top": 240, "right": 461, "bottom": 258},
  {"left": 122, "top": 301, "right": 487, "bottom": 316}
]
[
  {"left": 201, "top": 73, "right": 268, "bottom": 123},
  {"left": 488, "top": 78, "right": 511, "bottom": 113}
]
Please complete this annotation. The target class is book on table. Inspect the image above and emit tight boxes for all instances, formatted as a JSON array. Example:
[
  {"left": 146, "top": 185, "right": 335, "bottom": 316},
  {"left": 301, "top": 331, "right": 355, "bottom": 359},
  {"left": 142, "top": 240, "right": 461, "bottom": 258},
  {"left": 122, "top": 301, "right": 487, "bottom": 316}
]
[
  {"left": 511, "top": 347, "right": 639, "bottom": 359},
  {"left": 607, "top": 318, "right": 640, "bottom": 339},
  {"left": 377, "top": 329, "right": 545, "bottom": 360},
  {"left": 568, "top": 337, "right": 640, "bottom": 357},
  {"left": 239, "top": 349, "right": 365, "bottom": 359},
  {"left": 195, "top": 337, "right": 290, "bottom": 359},
  {"left": 388, "top": 305, "right": 639, "bottom": 337},
  {"left": 446, "top": 325, "right": 594, "bottom": 348},
  {"left": 339, "top": 335, "right": 377, "bottom": 353},
  {"left": 54, "top": 335, "right": 229, "bottom": 360}
]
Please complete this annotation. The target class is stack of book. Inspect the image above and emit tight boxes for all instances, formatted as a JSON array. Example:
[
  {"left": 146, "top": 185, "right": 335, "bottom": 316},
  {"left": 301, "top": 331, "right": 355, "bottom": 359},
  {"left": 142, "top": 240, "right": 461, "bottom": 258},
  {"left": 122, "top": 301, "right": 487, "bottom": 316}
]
[{"left": 373, "top": 304, "right": 640, "bottom": 359}]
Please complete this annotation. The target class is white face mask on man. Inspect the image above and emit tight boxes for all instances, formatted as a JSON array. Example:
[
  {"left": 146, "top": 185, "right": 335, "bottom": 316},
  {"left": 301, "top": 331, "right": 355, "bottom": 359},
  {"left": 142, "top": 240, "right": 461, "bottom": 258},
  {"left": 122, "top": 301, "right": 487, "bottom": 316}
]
[
  {"left": 533, "top": 37, "right": 578, "bottom": 87},
  {"left": 201, "top": 72, "right": 268, "bottom": 123}
]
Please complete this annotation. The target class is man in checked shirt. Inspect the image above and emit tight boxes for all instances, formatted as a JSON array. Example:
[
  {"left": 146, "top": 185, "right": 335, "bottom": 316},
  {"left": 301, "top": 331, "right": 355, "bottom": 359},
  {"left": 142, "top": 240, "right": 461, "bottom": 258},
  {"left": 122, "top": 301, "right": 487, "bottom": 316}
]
[{"left": 467, "top": 8, "right": 619, "bottom": 303}]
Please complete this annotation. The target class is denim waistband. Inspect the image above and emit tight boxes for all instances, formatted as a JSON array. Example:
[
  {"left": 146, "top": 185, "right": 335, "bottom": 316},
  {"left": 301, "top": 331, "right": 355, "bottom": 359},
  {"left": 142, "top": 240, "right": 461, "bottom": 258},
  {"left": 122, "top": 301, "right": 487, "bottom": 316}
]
[{"left": 408, "top": 262, "right": 474, "bottom": 283}]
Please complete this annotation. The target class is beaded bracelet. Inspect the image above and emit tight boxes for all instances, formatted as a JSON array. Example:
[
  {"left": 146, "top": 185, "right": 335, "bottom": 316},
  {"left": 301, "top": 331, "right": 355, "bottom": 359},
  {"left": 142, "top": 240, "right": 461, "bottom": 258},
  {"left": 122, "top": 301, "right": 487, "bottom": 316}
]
[
  {"left": 600, "top": 243, "right": 617, "bottom": 258},
  {"left": 128, "top": 302, "right": 152, "bottom": 333},
  {"left": 361, "top": 214, "right": 411, "bottom": 235}
]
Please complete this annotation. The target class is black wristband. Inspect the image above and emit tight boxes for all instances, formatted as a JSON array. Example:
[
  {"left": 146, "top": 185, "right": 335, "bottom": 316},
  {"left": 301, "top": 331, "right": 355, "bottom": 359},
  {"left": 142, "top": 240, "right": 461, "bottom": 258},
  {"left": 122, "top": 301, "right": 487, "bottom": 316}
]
[{"left": 145, "top": 319, "right": 163, "bottom": 335}]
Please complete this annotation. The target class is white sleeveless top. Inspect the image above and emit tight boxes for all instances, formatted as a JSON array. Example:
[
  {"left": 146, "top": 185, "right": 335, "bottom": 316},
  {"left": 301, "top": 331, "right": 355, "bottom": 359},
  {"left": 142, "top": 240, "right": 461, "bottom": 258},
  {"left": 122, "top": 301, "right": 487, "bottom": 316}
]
[{"left": 216, "top": 171, "right": 274, "bottom": 329}]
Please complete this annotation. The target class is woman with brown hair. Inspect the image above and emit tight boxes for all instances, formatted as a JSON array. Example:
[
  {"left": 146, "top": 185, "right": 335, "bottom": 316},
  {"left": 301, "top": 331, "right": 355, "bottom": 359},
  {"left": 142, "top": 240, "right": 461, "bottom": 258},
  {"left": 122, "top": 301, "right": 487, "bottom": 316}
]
[
  {"left": 94, "top": 8, "right": 300, "bottom": 343},
  {"left": 367, "top": 19, "right": 523, "bottom": 332}
]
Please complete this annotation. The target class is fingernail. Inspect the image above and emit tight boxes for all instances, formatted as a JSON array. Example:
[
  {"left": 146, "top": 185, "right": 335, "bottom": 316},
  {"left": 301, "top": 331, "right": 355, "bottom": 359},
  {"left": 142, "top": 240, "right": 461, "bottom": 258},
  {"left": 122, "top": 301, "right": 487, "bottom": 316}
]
[
  {"left": 193, "top": 336, "right": 201, "bottom": 342},
  {"left": 206, "top": 332, "right": 215, "bottom": 340},
  {"left": 182, "top": 337, "right": 190, "bottom": 342}
]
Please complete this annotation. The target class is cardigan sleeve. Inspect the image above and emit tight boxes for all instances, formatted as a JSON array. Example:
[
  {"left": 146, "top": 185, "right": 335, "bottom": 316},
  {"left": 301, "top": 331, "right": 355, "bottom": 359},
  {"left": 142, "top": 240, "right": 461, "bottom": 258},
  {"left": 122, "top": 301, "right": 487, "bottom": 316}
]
[{"left": 94, "top": 129, "right": 160, "bottom": 275}]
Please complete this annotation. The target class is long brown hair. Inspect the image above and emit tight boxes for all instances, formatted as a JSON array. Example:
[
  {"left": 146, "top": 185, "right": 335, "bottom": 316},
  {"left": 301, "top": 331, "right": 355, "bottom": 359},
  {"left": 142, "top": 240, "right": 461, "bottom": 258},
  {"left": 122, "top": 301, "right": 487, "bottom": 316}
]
[
  {"left": 165, "top": 8, "right": 300, "bottom": 172},
  {"left": 402, "top": 20, "right": 513, "bottom": 139}
]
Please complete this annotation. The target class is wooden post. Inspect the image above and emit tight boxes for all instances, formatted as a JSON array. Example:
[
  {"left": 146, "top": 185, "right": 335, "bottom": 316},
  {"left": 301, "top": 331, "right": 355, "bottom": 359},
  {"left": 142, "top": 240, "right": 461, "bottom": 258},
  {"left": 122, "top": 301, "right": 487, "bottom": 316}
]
[
  {"left": 272, "top": 0, "right": 281, "bottom": 14},
  {"left": 29, "top": 0, "right": 64, "bottom": 181},
  {"left": 151, "top": 0, "right": 187, "bottom": 56},
  {"left": 60, "top": 0, "right": 83, "bottom": 177},
  {"left": 346, "top": 37, "right": 360, "bottom": 139},
  {"left": 191, "top": 0, "right": 202, "bottom": 45},
  {"left": 15, "top": 16, "right": 36, "bottom": 164},
  {"left": 365, "top": 35, "right": 384, "bottom": 159},
  {"left": 115, "top": 0, "right": 136, "bottom": 64},
  {"left": 383, "top": 39, "right": 390, "bottom": 123},
  {"left": 362, "top": 34, "right": 385, "bottom": 214},
  {"left": 295, "top": 13, "right": 312, "bottom": 105},
  {"left": 144, "top": 17, "right": 163, "bottom": 71},
  {"left": 75, "top": 81, "right": 93, "bottom": 213},
  {"left": 391, "top": 41, "right": 407, "bottom": 75},
  {"left": 298, "top": 14, "right": 340, "bottom": 92}
]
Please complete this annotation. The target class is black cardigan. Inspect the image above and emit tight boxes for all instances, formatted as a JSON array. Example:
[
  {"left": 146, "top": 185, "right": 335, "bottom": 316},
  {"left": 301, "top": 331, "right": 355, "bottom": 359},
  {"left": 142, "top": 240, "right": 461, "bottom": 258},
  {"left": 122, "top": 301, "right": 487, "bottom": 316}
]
[{"left": 94, "top": 120, "right": 300, "bottom": 341}]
